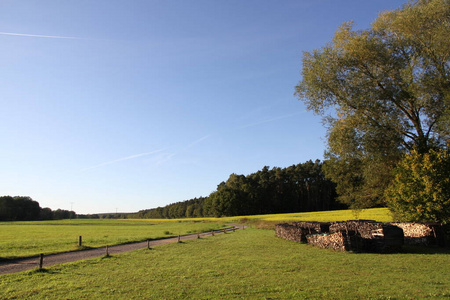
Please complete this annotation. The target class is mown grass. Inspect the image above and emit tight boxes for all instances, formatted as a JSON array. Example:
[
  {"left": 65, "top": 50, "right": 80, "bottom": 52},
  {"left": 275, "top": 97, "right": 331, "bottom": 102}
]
[
  {"left": 0, "top": 208, "right": 390, "bottom": 259},
  {"left": 1, "top": 228, "right": 448, "bottom": 299},
  {"left": 0, "top": 220, "right": 227, "bottom": 259}
]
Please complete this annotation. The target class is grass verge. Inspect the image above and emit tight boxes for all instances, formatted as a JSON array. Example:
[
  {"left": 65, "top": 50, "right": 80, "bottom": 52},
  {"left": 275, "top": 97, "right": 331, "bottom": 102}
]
[{"left": 1, "top": 228, "right": 448, "bottom": 299}]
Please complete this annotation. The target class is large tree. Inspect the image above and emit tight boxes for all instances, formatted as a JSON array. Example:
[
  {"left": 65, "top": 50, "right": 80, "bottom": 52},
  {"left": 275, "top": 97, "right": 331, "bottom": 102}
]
[{"left": 296, "top": 0, "right": 449, "bottom": 209}]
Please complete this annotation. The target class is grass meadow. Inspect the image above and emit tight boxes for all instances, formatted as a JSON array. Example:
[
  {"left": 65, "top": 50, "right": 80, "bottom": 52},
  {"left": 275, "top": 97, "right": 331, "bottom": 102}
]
[
  {"left": 184, "top": 207, "right": 393, "bottom": 224},
  {"left": 0, "top": 220, "right": 228, "bottom": 259},
  {"left": 0, "top": 208, "right": 389, "bottom": 259},
  {"left": 1, "top": 208, "right": 449, "bottom": 299},
  {"left": 1, "top": 227, "right": 449, "bottom": 299},
  {"left": 218, "top": 207, "right": 393, "bottom": 228}
]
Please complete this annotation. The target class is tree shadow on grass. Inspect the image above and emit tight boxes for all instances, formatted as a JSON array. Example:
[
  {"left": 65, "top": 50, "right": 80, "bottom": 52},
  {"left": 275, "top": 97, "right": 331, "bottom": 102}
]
[
  {"left": 400, "top": 245, "right": 450, "bottom": 255},
  {"left": 347, "top": 245, "right": 450, "bottom": 255},
  {"left": 27, "top": 268, "right": 61, "bottom": 275}
]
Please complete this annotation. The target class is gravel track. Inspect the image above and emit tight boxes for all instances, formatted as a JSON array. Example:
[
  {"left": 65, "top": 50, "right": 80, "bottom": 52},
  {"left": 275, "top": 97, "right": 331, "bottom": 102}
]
[{"left": 0, "top": 225, "right": 244, "bottom": 275}]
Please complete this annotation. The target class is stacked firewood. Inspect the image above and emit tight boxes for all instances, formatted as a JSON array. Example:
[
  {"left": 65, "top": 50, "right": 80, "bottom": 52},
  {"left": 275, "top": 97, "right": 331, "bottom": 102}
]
[
  {"left": 306, "top": 231, "right": 354, "bottom": 252},
  {"left": 329, "top": 220, "right": 382, "bottom": 238},
  {"left": 276, "top": 222, "right": 331, "bottom": 243},
  {"left": 276, "top": 219, "right": 450, "bottom": 251},
  {"left": 329, "top": 220, "right": 404, "bottom": 252},
  {"left": 276, "top": 220, "right": 405, "bottom": 252},
  {"left": 391, "top": 222, "right": 442, "bottom": 245},
  {"left": 275, "top": 223, "right": 307, "bottom": 242},
  {"left": 293, "top": 221, "right": 330, "bottom": 234}
]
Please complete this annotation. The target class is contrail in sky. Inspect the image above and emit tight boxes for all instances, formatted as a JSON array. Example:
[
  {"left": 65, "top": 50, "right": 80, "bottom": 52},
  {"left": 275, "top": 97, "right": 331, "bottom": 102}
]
[
  {"left": 82, "top": 150, "right": 164, "bottom": 171},
  {"left": 154, "top": 134, "right": 212, "bottom": 165},
  {"left": 0, "top": 31, "right": 82, "bottom": 39},
  {"left": 183, "top": 134, "right": 212, "bottom": 151}
]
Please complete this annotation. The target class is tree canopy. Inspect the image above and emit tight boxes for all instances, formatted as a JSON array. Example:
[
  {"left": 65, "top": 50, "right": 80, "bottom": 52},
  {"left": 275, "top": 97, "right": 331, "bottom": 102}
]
[
  {"left": 296, "top": 0, "right": 450, "bottom": 210},
  {"left": 133, "top": 160, "right": 344, "bottom": 219},
  {"left": 0, "top": 196, "right": 76, "bottom": 221}
]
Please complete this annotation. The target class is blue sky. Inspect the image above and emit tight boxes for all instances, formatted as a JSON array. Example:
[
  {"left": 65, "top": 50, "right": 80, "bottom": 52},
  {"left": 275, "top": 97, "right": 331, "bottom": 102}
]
[{"left": 1, "top": 0, "right": 406, "bottom": 214}]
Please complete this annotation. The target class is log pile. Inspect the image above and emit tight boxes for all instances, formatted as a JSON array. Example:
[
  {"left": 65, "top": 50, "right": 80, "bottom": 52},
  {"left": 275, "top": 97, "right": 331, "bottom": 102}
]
[
  {"left": 378, "top": 224, "right": 405, "bottom": 252},
  {"left": 276, "top": 220, "right": 405, "bottom": 252},
  {"left": 293, "top": 221, "right": 330, "bottom": 234},
  {"left": 275, "top": 223, "right": 308, "bottom": 243},
  {"left": 275, "top": 219, "right": 450, "bottom": 251},
  {"left": 329, "top": 220, "right": 382, "bottom": 238},
  {"left": 275, "top": 222, "right": 331, "bottom": 243},
  {"left": 327, "top": 220, "right": 403, "bottom": 252},
  {"left": 306, "top": 231, "right": 355, "bottom": 252},
  {"left": 391, "top": 222, "right": 446, "bottom": 246}
]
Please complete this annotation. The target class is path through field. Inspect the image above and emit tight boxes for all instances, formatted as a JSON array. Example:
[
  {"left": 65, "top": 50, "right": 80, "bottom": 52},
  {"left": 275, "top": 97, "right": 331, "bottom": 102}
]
[{"left": 0, "top": 225, "right": 244, "bottom": 275}]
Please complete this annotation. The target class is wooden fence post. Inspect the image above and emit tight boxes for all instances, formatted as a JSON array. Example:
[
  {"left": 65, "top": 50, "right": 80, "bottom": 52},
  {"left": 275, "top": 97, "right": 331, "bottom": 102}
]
[
  {"left": 106, "top": 245, "right": 109, "bottom": 256},
  {"left": 78, "top": 236, "right": 82, "bottom": 247},
  {"left": 147, "top": 239, "right": 151, "bottom": 249},
  {"left": 39, "top": 253, "right": 44, "bottom": 270},
  {"left": 178, "top": 235, "right": 181, "bottom": 242},
  {"left": 212, "top": 230, "right": 214, "bottom": 236}
]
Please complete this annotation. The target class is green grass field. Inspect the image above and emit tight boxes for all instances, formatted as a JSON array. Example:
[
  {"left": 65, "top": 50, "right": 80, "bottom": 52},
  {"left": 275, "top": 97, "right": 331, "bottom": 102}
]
[
  {"left": 1, "top": 227, "right": 449, "bottom": 299},
  {"left": 0, "top": 220, "right": 228, "bottom": 259},
  {"left": 219, "top": 207, "right": 393, "bottom": 228},
  {"left": 0, "top": 208, "right": 391, "bottom": 259},
  {"left": 177, "top": 207, "right": 393, "bottom": 224},
  {"left": 0, "top": 207, "right": 389, "bottom": 259}
]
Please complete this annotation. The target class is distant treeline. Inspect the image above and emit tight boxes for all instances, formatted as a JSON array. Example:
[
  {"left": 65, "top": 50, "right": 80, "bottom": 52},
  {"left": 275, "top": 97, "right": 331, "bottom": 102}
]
[
  {"left": 77, "top": 213, "right": 131, "bottom": 219},
  {"left": 0, "top": 196, "right": 76, "bottom": 221},
  {"left": 131, "top": 160, "right": 346, "bottom": 219}
]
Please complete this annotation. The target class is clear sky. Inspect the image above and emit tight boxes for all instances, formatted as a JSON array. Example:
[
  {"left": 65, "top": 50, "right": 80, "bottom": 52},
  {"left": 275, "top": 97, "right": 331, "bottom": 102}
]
[{"left": 1, "top": 0, "right": 407, "bottom": 214}]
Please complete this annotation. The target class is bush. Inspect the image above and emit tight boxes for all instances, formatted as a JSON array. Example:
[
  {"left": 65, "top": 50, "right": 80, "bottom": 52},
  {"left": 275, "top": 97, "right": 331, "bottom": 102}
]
[{"left": 385, "top": 149, "right": 450, "bottom": 224}]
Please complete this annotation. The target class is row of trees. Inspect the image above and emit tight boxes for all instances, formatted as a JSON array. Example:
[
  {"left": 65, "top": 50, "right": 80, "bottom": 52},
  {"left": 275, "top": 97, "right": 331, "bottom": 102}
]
[
  {"left": 296, "top": 0, "right": 449, "bottom": 223},
  {"left": 131, "top": 197, "right": 207, "bottom": 219},
  {"left": 0, "top": 196, "right": 76, "bottom": 221},
  {"left": 132, "top": 160, "right": 346, "bottom": 219},
  {"left": 77, "top": 213, "right": 131, "bottom": 219}
]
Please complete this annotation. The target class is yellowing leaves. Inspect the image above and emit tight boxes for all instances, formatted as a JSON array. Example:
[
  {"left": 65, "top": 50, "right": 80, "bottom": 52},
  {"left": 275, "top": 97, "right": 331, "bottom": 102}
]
[{"left": 386, "top": 148, "right": 450, "bottom": 224}]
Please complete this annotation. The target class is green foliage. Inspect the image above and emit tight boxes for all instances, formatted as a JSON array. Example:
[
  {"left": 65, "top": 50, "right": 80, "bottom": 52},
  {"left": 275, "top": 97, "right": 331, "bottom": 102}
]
[
  {"left": 0, "top": 196, "right": 75, "bottom": 221},
  {"left": 1, "top": 229, "right": 449, "bottom": 299},
  {"left": 130, "top": 197, "right": 207, "bottom": 219},
  {"left": 386, "top": 149, "right": 450, "bottom": 224},
  {"left": 323, "top": 118, "right": 402, "bottom": 208},
  {"left": 134, "top": 161, "right": 344, "bottom": 219},
  {"left": 296, "top": 0, "right": 450, "bottom": 208},
  {"left": 205, "top": 161, "right": 343, "bottom": 217}
]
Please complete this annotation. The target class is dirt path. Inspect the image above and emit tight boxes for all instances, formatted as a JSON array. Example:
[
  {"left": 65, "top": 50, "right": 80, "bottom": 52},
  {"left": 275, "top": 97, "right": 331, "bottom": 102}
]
[{"left": 0, "top": 225, "right": 245, "bottom": 275}]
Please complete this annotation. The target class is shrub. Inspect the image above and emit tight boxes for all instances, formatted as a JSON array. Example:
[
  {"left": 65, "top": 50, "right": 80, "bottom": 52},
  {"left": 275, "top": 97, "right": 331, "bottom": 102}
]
[{"left": 385, "top": 149, "right": 450, "bottom": 224}]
